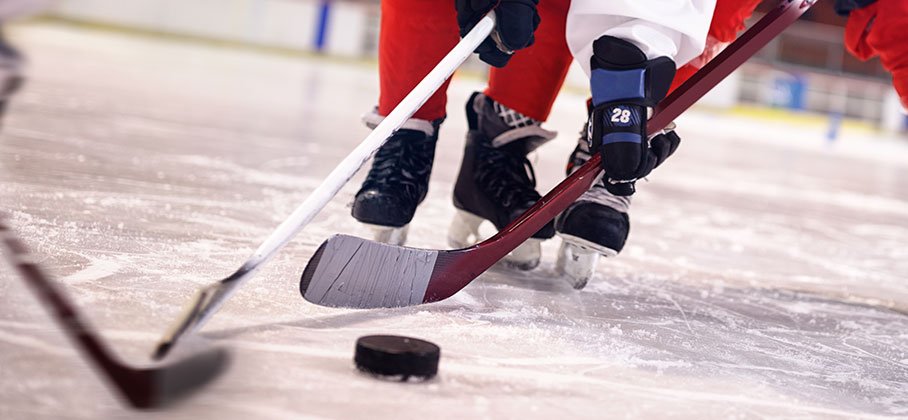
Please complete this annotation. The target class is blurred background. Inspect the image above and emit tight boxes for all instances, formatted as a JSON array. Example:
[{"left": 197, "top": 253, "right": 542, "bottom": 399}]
[{"left": 26, "top": 0, "right": 907, "bottom": 138}]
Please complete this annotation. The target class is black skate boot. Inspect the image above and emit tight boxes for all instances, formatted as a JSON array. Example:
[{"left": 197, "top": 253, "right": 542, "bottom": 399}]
[
  {"left": 555, "top": 131, "right": 631, "bottom": 289},
  {"left": 352, "top": 115, "right": 443, "bottom": 245},
  {"left": 556, "top": 35, "right": 678, "bottom": 289},
  {"left": 450, "top": 92, "right": 557, "bottom": 270}
]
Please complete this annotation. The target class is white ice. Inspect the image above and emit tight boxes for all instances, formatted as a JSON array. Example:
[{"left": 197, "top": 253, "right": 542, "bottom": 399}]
[{"left": 1, "top": 22, "right": 907, "bottom": 419}]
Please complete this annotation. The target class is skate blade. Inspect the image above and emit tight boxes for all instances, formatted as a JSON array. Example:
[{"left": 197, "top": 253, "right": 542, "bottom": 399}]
[
  {"left": 502, "top": 239, "right": 541, "bottom": 271},
  {"left": 448, "top": 209, "right": 540, "bottom": 271},
  {"left": 447, "top": 209, "right": 484, "bottom": 249},
  {"left": 363, "top": 223, "right": 409, "bottom": 246},
  {"left": 556, "top": 235, "right": 616, "bottom": 290}
]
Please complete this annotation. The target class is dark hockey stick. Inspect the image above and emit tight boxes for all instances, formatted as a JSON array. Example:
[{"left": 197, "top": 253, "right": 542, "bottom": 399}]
[
  {"left": 300, "top": 0, "right": 819, "bottom": 309},
  {"left": 0, "top": 217, "right": 229, "bottom": 409}
]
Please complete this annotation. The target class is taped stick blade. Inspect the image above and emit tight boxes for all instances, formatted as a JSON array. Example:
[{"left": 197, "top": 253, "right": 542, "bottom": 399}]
[
  {"left": 153, "top": 277, "right": 242, "bottom": 360},
  {"left": 300, "top": 235, "right": 438, "bottom": 308}
]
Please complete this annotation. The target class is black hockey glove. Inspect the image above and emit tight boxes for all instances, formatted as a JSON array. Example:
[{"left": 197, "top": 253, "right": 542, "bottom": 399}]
[
  {"left": 455, "top": 0, "right": 540, "bottom": 68},
  {"left": 587, "top": 36, "right": 680, "bottom": 196}
]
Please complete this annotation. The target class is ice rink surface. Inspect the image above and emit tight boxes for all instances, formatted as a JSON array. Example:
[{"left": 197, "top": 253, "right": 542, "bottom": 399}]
[{"left": 1, "top": 22, "right": 907, "bottom": 419}]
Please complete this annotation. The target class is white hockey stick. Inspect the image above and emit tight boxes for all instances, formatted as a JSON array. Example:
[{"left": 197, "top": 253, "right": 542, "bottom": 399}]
[{"left": 152, "top": 14, "right": 497, "bottom": 360}]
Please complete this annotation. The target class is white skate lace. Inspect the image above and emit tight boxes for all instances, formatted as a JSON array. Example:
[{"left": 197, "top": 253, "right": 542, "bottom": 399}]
[
  {"left": 487, "top": 99, "right": 557, "bottom": 152},
  {"left": 493, "top": 101, "right": 538, "bottom": 129}
]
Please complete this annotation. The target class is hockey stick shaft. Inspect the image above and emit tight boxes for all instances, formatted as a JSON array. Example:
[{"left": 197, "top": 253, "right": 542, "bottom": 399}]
[
  {"left": 153, "top": 15, "right": 497, "bottom": 358},
  {"left": 251, "top": 14, "right": 494, "bottom": 268},
  {"left": 0, "top": 217, "right": 228, "bottom": 408},
  {"left": 0, "top": 219, "right": 123, "bottom": 376}
]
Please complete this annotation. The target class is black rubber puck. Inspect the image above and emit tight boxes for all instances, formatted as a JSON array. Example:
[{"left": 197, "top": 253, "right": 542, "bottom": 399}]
[{"left": 354, "top": 335, "right": 440, "bottom": 381}]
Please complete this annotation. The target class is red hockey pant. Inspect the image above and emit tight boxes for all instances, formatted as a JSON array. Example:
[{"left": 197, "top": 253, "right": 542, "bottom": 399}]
[{"left": 377, "top": 0, "right": 573, "bottom": 122}]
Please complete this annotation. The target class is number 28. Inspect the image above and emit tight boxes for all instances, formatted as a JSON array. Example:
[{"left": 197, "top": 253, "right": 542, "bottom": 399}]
[{"left": 610, "top": 108, "right": 631, "bottom": 124}]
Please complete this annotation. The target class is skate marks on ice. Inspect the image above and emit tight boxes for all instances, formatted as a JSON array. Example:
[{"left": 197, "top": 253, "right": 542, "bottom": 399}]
[
  {"left": 213, "top": 262, "right": 908, "bottom": 417},
  {"left": 438, "top": 266, "right": 908, "bottom": 416},
  {"left": 228, "top": 238, "right": 908, "bottom": 417}
]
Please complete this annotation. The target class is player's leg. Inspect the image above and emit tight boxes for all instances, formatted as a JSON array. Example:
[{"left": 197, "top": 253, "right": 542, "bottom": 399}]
[
  {"left": 352, "top": 0, "right": 460, "bottom": 245},
  {"left": 448, "top": 0, "right": 572, "bottom": 270},
  {"left": 555, "top": 0, "right": 714, "bottom": 288},
  {"left": 484, "top": 0, "right": 573, "bottom": 123}
]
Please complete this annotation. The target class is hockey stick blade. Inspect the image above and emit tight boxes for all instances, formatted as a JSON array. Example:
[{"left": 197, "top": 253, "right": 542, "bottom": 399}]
[
  {"left": 0, "top": 217, "right": 229, "bottom": 409},
  {"left": 151, "top": 14, "right": 497, "bottom": 360},
  {"left": 152, "top": 268, "right": 247, "bottom": 361},
  {"left": 300, "top": 0, "right": 818, "bottom": 309}
]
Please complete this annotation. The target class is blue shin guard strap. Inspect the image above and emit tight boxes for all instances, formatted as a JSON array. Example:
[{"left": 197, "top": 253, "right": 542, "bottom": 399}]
[
  {"left": 590, "top": 68, "right": 646, "bottom": 107},
  {"left": 602, "top": 132, "right": 642, "bottom": 145}
]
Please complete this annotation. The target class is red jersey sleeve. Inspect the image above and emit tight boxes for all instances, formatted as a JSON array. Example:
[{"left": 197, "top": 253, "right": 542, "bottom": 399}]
[{"left": 845, "top": 0, "right": 908, "bottom": 110}]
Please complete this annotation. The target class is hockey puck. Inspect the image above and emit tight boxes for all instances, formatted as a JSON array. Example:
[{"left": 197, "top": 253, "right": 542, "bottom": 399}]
[{"left": 354, "top": 335, "right": 440, "bottom": 381}]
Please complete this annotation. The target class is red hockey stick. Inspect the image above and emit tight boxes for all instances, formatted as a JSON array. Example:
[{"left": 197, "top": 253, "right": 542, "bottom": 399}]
[
  {"left": 0, "top": 217, "right": 228, "bottom": 408},
  {"left": 300, "top": 0, "right": 819, "bottom": 309}
]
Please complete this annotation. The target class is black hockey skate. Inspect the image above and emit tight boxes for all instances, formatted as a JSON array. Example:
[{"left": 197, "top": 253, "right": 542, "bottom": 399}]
[
  {"left": 555, "top": 132, "right": 631, "bottom": 289},
  {"left": 450, "top": 92, "right": 556, "bottom": 270},
  {"left": 352, "top": 116, "right": 442, "bottom": 245},
  {"left": 556, "top": 35, "right": 677, "bottom": 289}
]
